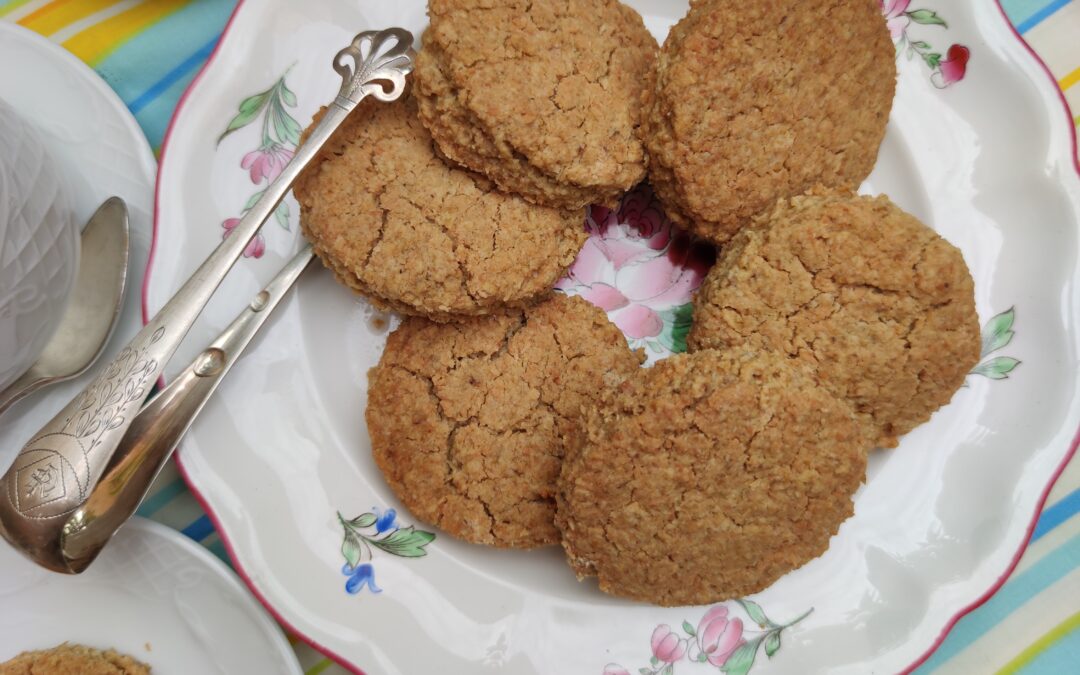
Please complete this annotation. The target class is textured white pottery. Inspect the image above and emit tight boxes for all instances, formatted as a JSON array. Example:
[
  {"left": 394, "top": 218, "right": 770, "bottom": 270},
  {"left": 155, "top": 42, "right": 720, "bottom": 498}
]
[{"left": 0, "top": 98, "right": 78, "bottom": 391}]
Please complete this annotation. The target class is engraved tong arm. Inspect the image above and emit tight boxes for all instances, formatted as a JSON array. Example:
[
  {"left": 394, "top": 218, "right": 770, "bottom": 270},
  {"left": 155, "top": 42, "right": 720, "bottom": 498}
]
[
  {"left": 0, "top": 28, "right": 415, "bottom": 573},
  {"left": 60, "top": 246, "right": 316, "bottom": 573}
]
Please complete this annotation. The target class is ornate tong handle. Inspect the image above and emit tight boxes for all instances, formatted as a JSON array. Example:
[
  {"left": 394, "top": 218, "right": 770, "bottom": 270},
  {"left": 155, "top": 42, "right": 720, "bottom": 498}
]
[
  {"left": 333, "top": 28, "right": 414, "bottom": 106},
  {"left": 0, "top": 28, "right": 416, "bottom": 573}
]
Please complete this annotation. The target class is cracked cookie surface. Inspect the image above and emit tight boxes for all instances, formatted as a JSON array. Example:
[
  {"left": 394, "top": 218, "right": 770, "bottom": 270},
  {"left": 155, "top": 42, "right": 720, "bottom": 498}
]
[
  {"left": 293, "top": 93, "right": 586, "bottom": 321},
  {"left": 641, "top": 0, "right": 895, "bottom": 243},
  {"left": 414, "top": 0, "right": 657, "bottom": 210},
  {"left": 1, "top": 643, "right": 150, "bottom": 675},
  {"left": 557, "top": 349, "right": 866, "bottom": 605},
  {"left": 366, "top": 294, "right": 644, "bottom": 548},
  {"left": 688, "top": 191, "right": 981, "bottom": 448}
]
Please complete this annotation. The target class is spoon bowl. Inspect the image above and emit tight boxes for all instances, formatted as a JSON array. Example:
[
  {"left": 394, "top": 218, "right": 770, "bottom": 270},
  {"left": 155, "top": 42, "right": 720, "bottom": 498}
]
[{"left": 0, "top": 198, "right": 129, "bottom": 416}]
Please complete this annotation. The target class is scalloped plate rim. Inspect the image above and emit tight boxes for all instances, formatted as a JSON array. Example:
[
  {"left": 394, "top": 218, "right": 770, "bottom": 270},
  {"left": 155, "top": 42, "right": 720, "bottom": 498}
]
[{"left": 143, "top": 1, "right": 1080, "bottom": 674}]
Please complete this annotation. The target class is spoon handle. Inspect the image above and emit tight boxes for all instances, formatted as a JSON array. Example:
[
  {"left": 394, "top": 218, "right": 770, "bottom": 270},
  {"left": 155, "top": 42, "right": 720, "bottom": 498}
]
[
  {"left": 60, "top": 246, "right": 315, "bottom": 572},
  {"left": 0, "top": 29, "right": 415, "bottom": 572}
]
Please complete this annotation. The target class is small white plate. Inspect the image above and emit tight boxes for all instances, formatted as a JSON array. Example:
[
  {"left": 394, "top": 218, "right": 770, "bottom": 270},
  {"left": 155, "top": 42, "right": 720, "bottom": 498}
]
[
  {"left": 147, "top": 1, "right": 1080, "bottom": 674},
  {"left": 0, "top": 22, "right": 154, "bottom": 465},
  {"left": 0, "top": 517, "right": 302, "bottom": 674}
]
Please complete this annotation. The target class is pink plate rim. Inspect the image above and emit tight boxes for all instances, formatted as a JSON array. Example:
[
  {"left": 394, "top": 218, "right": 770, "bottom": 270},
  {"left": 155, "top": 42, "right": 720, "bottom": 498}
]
[{"left": 141, "top": 2, "right": 1080, "bottom": 673}]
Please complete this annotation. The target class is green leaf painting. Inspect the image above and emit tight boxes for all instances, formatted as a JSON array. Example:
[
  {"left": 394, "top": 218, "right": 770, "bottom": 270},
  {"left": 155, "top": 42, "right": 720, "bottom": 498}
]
[
  {"left": 736, "top": 599, "right": 771, "bottom": 628},
  {"left": 217, "top": 67, "right": 302, "bottom": 258},
  {"left": 764, "top": 632, "right": 781, "bottom": 658},
  {"left": 970, "top": 308, "right": 1020, "bottom": 380},
  {"left": 370, "top": 526, "right": 437, "bottom": 558},
  {"left": 981, "top": 307, "right": 1015, "bottom": 357},
  {"left": 336, "top": 509, "right": 435, "bottom": 595},
  {"left": 907, "top": 9, "right": 947, "bottom": 27},
  {"left": 720, "top": 639, "right": 760, "bottom": 675}
]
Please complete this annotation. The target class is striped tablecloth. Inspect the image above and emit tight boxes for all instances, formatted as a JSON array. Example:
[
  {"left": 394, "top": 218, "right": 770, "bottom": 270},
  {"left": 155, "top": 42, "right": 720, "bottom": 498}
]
[{"left": 2, "top": 1, "right": 1078, "bottom": 673}]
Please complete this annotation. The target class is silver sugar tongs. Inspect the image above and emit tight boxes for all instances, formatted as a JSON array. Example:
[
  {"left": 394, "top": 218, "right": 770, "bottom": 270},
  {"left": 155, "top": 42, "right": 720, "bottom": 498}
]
[{"left": 0, "top": 28, "right": 416, "bottom": 573}]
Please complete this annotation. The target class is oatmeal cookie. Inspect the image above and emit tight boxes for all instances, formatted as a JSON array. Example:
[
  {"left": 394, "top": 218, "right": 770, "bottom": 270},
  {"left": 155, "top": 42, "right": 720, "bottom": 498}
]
[
  {"left": 642, "top": 0, "right": 895, "bottom": 243},
  {"left": 688, "top": 191, "right": 981, "bottom": 448},
  {"left": 293, "top": 93, "right": 585, "bottom": 321},
  {"left": 1, "top": 643, "right": 150, "bottom": 674},
  {"left": 557, "top": 349, "right": 866, "bottom": 605},
  {"left": 413, "top": 0, "right": 657, "bottom": 210},
  {"left": 367, "top": 294, "right": 643, "bottom": 548}
]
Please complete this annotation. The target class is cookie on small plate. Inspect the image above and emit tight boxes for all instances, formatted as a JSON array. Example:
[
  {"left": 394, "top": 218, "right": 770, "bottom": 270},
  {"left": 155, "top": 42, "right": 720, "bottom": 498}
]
[
  {"left": 688, "top": 191, "right": 981, "bottom": 448},
  {"left": 367, "top": 294, "right": 643, "bottom": 548},
  {"left": 642, "top": 0, "right": 895, "bottom": 243},
  {"left": 414, "top": 0, "right": 657, "bottom": 210},
  {"left": 557, "top": 349, "right": 866, "bottom": 605},
  {"left": 1, "top": 643, "right": 149, "bottom": 675},
  {"left": 294, "top": 93, "right": 585, "bottom": 321}
]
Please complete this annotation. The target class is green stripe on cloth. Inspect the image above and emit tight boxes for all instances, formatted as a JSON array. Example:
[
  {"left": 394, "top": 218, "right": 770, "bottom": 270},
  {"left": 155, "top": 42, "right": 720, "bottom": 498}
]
[
  {"left": 915, "top": 533, "right": 1080, "bottom": 672},
  {"left": 136, "top": 477, "right": 188, "bottom": 518},
  {"left": 305, "top": 658, "right": 334, "bottom": 675},
  {"left": 206, "top": 537, "right": 231, "bottom": 566},
  {"left": 1001, "top": 611, "right": 1080, "bottom": 673},
  {"left": 0, "top": 0, "right": 38, "bottom": 17}
]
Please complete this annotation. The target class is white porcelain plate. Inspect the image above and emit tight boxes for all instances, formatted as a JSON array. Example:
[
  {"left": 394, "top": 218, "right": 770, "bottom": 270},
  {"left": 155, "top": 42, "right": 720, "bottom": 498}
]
[
  {"left": 0, "top": 518, "right": 301, "bottom": 674},
  {"left": 146, "top": 2, "right": 1080, "bottom": 673}
]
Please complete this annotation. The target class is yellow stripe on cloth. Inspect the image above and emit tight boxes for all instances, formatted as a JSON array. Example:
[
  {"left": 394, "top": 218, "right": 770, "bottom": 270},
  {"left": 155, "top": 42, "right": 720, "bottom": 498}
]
[
  {"left": 60, "top": 0, "right": 187, "bottom": 66},
  {"left": 1061, "top": 65, "right": 1080, "bottom": 92},
  {"left": 18, "top": 0, "right": 124, "bottom": 36},
  {"left": 996, "top": 611, "right": 1080, "bottom": 675}
]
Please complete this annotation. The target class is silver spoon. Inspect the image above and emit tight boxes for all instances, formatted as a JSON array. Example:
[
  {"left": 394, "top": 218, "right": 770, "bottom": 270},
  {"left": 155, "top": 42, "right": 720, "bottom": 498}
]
[{"left": 0, "top": 198, "right": 129, "bottom": 416}]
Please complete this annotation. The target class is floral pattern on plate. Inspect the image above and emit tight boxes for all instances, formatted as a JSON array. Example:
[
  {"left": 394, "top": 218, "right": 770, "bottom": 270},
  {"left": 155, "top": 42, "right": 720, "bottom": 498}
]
[
  {"left": 336, "top": 508, "right": 435, "bottom": 595},
  {"left": 881, "top": 0, "right": 970, "bottom": 87},
  {"left": 557, "top": 184, "right": 715, "bottom": 362},
  {"left": 970, "top": 307, "right": 1021, "bottom": 380},
  {"left": 603, "top": 600, "right": 813, "bottom": 675},
  {"left": 217, "top": 69, "right": 301, "bottom": 258}
]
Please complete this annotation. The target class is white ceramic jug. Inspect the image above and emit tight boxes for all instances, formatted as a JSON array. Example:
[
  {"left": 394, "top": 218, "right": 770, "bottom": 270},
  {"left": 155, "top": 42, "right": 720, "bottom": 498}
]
[{"left": 0, "top": 98, "right": 79, "bottom": 391}]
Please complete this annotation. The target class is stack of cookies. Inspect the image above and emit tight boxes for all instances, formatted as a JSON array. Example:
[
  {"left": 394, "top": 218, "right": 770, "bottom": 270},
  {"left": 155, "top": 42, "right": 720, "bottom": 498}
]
[{"left": 296, "top": 0, "right": 982, "bottom": 607}]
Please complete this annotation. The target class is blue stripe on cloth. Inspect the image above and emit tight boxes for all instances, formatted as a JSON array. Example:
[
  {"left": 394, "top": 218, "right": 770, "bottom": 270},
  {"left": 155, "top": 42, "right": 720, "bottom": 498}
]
[
  {"left": 914, "top": 532, "right": 1080, "bottom": 672},
  {"left": 128, "top": 34, "right": 217, "bottom": 114},
  {"left": 135, "top": 477, "right": 188, "bottom": 518},
  {"left": 1015, "top": 0, "right": 1073, "bottom": 33},
  {"left": 1032, "top": 487, "right": 1080, "bottom": 542},
  {"left": 1017, "top": 623, "right": 1080, "bottom": 675},
  {"left": 180, "top": 514, "right": 216, "bottom": 542},
  {"left": 90, "top": 0, "right": 234, "bottom": 145},
  {"left": 140, "top": 63, "right": 205, "bottom": 152},
  {"left": 1001, "top": 0, "right": 1064, "bottom": 27}
]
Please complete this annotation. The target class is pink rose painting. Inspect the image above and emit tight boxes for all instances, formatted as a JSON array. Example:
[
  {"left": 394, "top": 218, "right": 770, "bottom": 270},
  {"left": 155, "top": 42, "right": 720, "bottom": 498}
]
[
  {"left": 217, "top": 71, "right": 303, "bottom": 259},
  {"left": 687, "top": 606, "right": 745, "bottom": 667},
  {"left": 603, "top": 601, "right": 812, "bottom": 675},
  {"left": 651, "top": 625, "right": 689, "bottom": 664},
  {"left": 221, "top": 217, "right": 266, "bottom": 259},
  {"left": 557, "top": 185, "right": 714, "bottom": 361},
  {"left": 880, "top": 1, "right": 969, "bottom": 88},
  {"left": 241, "top": 144, "right": 295, "bottom": 184}
]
